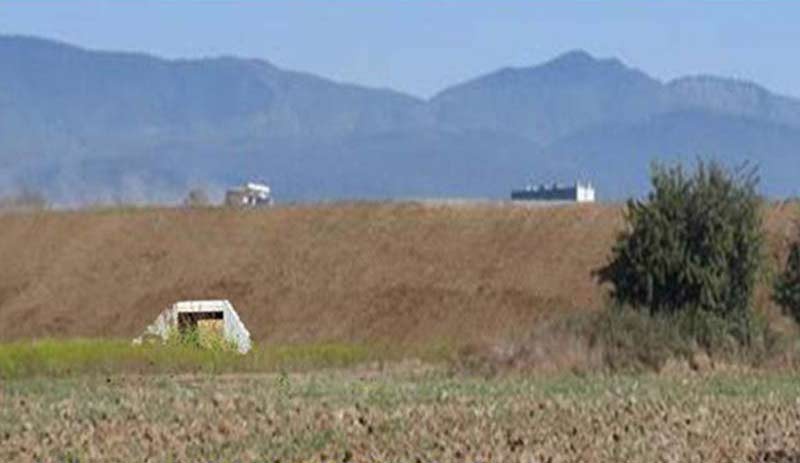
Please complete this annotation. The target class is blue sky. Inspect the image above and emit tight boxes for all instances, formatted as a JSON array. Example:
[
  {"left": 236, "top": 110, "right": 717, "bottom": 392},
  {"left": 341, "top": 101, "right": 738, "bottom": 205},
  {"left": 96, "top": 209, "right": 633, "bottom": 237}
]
[{"left": 1, "top": 1, "right": 797, "bottom": 98}]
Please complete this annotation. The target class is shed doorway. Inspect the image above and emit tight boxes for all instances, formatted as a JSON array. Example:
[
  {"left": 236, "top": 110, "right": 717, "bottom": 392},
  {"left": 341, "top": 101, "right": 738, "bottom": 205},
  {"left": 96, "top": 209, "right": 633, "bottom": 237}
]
[{"left": 178, "top": 311, "right": 224, "bottom": 346}]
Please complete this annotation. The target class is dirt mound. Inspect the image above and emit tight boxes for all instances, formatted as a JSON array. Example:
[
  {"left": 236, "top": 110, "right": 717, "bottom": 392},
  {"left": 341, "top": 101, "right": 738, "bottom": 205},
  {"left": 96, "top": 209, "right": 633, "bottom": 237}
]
[{"left": 0, "top": 201, "right": 795, "bottom": 343}]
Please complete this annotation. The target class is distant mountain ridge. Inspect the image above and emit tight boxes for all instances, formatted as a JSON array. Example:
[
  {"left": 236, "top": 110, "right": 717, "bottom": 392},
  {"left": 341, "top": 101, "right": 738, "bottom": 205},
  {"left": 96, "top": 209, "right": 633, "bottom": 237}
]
[
  {"left": 431, "top": 51, "right": 800, "bottom": 143},
  {"left": 666, "top": 75, "right": 800, "bottom": 127},
  {"left": 0, "top": 35, "right": 798, "bottom": 203},
  {"left": 430, "top": 50, "right": 670, "bottom": 144}
]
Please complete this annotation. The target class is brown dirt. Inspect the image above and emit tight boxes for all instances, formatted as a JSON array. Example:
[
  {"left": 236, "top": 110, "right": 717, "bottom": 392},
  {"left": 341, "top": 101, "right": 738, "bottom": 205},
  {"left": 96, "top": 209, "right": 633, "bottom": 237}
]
[
  {"left": 3, "top": 370, "right": 800, "bottom": 462},
  {"left": 0, "top": 201, "right": 796, "bottom": 344}
]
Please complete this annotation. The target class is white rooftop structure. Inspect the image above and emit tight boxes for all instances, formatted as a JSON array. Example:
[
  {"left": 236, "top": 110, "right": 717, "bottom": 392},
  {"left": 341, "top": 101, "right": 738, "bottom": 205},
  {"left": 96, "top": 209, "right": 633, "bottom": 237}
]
[
  {"left": 225, "top": 181, "right": 273, "bottom": 208},
  {"left": 511, "top": 181, "right": 596, "bottom": 203},
  {"left": 244, "top": 182, "right": 271, "bottom": 196}
]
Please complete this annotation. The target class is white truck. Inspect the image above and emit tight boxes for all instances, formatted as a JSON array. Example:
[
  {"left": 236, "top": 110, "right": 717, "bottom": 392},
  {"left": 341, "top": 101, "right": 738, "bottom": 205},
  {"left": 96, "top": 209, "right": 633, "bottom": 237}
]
[{"left": 224, "top": 182, "right": 274, "bottom": 208}]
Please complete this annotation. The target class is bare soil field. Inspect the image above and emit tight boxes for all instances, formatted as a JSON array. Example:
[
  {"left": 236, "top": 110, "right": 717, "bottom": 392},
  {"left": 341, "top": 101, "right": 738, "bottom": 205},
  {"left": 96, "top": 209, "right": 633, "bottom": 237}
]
[
  {"left": 0, "top": 201, "right": 796, "bottom": 343},
  {"left": 3, "top": 367, "right": 800, "bottom": 463}
]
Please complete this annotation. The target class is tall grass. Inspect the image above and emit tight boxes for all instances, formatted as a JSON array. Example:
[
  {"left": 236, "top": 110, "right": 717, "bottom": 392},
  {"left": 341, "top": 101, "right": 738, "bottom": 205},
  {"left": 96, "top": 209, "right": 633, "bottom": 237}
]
[{"left": 0, "top": 339, "right": 451, "bottom": 380}]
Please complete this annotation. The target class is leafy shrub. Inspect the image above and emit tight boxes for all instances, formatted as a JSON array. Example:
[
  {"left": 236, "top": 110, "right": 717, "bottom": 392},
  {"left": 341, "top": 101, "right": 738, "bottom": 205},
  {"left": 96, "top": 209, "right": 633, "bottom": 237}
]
[
  {"left": 593, "top": 305, "right": 786, "bottom": 372},
  {"left": 774, "top": 236, "right": 800, "bottom": 324},
  {"left": 596, "top": 160, "right": 765, "bottom": 346},
  {"left": 591, "top": 306, "right": 688, "bottom": 372},
  {"left": 455, "top": 306, "right": 787, "bottom": 375}
]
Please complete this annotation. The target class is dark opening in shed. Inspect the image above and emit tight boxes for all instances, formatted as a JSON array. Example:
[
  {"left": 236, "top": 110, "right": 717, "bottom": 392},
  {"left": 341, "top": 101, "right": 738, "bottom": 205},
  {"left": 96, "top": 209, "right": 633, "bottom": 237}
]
[{"left": 178, "top": 311, "right": 224, "bottom": 337}]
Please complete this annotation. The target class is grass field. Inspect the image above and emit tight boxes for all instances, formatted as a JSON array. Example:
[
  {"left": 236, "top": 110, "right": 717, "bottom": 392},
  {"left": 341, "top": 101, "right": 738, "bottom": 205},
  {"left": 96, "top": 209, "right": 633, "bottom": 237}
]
[
  {"left": 0, "top": 339, "right": 454, "bottom": 380},
  {"left": 3, "top": 366, "right": 800, "bottom": 462}
]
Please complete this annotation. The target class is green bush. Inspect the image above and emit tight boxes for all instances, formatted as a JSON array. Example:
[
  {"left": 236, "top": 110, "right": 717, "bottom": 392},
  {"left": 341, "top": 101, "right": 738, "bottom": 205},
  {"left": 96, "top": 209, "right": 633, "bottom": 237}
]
[
  {"left": 164, "top": 326, "right": 238, "bottom": 352},
  {"left": 596, "top": 160, "right": 765, "bottom": 346},
  {"left": 591, "top": 306, "right": 689, "bottom": 372},
  {"left": 774, "top": 237, "right": 800, "bottom": 324}
]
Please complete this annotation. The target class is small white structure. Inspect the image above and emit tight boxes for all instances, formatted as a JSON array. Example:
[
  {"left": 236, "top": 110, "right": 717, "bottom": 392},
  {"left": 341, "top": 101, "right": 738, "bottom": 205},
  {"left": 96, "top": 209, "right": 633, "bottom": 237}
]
[
  {"left": 575, "top": 182, "right": 596, "bottom": 202},
  {"left": 135, "top": 300, "right": 252, "bottom": 353},
  {"left": 511, "top": 181, "right": 596, "bottom": 203},
  {"left": 225, "top": 182, "right": 273, "bottom": 208}
]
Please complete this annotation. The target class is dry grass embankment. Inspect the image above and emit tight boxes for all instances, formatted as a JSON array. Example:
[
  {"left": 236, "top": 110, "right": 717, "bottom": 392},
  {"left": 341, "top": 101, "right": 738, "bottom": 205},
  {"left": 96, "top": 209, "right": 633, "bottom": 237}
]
[{"left": 0, "top": 201, "right": 797, "bottom": 345}]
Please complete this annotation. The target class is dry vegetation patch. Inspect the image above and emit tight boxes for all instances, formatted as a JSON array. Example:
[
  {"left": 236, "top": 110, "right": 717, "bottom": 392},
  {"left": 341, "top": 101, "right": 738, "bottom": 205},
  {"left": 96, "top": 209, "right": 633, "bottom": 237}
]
[
  {"left": 3, "top": 369, "right": 800, "bottom": 462},
  {"left": 0, "top": 201, "right": 795, "bottom": 346},
  {"left": 0, "top": 202, "right": 620, "bottom": 343}
]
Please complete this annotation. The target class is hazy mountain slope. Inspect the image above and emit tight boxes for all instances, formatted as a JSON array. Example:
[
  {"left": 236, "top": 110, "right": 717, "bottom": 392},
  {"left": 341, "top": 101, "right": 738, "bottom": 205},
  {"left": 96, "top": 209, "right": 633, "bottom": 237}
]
[
  {"left": 429, "top": 51, "right": 800, "bottom": 145},
  {"left": 429, "top": 50, "right": 669, "bottom": 144},
  {"left": 17, "top": 130, "right": 547, "bottom": 204},
  {"left": 667, "top": 75, "right": 800, "bottom": 128},
  {"left": 0, "top": 35, "right": 430, "bottom": 155},
  {"left": 547, "top": 110, "right": 800, "bottom": 198},
  {"left": 2, "top": 35, "right": 800, "bottom": 202}
]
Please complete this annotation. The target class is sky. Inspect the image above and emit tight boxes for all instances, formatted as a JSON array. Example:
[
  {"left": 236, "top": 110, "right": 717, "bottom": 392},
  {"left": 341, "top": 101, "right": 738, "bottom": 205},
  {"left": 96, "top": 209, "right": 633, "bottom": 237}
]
[{"left": 0, "top": 1, "right": 798, "bottom": 99}]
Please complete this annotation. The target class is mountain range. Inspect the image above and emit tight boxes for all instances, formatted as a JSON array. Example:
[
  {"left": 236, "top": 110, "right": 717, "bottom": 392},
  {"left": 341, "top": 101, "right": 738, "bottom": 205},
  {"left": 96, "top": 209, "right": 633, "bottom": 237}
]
[{"left": 1, "top": 35, "right": 799, "bottom": 204}]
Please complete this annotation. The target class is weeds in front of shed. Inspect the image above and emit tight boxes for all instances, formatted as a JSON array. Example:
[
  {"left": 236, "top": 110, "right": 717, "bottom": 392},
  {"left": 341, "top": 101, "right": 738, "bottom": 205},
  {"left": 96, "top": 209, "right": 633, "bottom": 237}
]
[{"left": 0, "top": 339, "right": 449, "bottom": 380}]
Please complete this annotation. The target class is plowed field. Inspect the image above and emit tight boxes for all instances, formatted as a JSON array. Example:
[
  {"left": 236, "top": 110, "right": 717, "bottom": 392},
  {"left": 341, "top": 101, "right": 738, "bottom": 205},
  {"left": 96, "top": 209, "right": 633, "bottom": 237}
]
[{"left": 3, "top": 368, "right": 800, "bottom": 462}]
